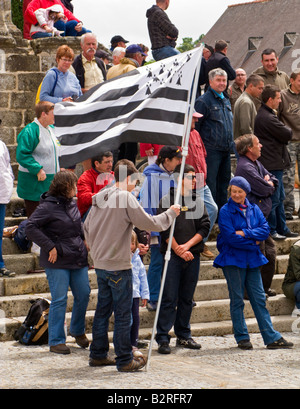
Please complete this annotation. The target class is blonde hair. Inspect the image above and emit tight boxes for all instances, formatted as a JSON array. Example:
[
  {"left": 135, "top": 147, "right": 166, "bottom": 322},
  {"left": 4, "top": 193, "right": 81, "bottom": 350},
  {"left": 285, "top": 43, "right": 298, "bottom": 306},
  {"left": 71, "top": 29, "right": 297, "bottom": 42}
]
[{"left": 131, "top": 231, "right": 138, "bottom": 252}]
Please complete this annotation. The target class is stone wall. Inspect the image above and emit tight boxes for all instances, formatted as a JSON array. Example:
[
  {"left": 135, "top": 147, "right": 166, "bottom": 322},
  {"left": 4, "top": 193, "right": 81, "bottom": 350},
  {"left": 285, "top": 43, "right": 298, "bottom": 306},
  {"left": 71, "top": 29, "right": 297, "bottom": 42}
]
[{"left": 0, "top": 34, "right": 84, "bottom": 178}]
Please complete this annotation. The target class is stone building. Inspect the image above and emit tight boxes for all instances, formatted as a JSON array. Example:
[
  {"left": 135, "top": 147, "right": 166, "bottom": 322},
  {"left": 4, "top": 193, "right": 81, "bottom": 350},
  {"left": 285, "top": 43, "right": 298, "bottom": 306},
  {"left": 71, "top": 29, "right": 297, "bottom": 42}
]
[{"left": 202, "top": 0, "right": 300, "bottom": 77}]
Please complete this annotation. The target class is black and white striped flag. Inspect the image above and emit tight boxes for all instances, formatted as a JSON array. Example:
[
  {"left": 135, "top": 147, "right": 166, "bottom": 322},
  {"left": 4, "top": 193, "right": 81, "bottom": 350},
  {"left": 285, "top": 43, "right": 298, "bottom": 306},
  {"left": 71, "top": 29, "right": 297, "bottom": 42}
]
[{"left": 54, "top": 47, "right": 203, "bottom": 168}]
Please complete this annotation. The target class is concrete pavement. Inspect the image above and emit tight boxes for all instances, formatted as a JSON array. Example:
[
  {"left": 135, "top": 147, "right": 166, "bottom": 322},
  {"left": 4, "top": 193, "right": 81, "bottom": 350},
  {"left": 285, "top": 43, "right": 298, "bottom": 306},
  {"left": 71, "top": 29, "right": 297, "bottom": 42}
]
[{"left": 1, "top": 332, "right": 300, "bottom": 390}]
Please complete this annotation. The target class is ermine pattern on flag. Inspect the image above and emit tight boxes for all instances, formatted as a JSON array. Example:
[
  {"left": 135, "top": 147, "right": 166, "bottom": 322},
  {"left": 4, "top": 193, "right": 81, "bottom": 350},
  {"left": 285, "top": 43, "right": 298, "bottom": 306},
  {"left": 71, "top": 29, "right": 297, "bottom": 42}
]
[{"left": 54, "top": 47, "right": 203, "bottom": 168}]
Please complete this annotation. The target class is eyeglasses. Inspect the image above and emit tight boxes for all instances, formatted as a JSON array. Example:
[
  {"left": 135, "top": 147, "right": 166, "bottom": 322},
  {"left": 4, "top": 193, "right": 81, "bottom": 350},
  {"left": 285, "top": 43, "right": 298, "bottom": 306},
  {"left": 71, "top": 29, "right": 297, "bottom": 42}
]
[
  {"left": 60, "top": 58, "right": 73, "bottom": 63},
  {"left": 185, "top": 174, "right": 196, "bottom": 180}
]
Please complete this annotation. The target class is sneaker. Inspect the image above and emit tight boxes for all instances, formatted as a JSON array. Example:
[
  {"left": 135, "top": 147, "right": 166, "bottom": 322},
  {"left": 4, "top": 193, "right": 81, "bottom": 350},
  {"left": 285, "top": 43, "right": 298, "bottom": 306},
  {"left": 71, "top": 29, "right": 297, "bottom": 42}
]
[
  {"left": 70, "top": 333, "right": 89, "bottom": 349},
  {"left": 265, "top": 288, "right": 277, "bottom": 297},
  {"left": 118, "top": 356, "right": 147, "bottom": 372},
  {"left": 3, "top": 225, "right": 18, "bottom": 238},
  {"left": 267, "top": 337, "right": 294, "bottom": 349},
  {"left": 89, "top": 356, "right": 116, "bottom": 366},
  {"left": 50, "top": 344, "right": 71, "bottom": 355},
  {"left": 201, "top": 244, "right": 214, "bottom": 259},
  {"left": 0, "top": 268, "right": 16, "bottom": 277},
  {"left": 176, "top": 337, "right": 201, "bottom": 350},
  {"left": 157, "top": 342, "right": 171, "bottom": 354},
  {"left": 285, "top": 231, "right": 299, "bottom": 238},
  {"left": 238, "top": 339, "right": 253, "bottom": 350},
  {"left": 270, "top": 232, "right": 286, "bottom": 240},
  {"left": 147, "top": 301, "right": 157, "bottom": 311}
]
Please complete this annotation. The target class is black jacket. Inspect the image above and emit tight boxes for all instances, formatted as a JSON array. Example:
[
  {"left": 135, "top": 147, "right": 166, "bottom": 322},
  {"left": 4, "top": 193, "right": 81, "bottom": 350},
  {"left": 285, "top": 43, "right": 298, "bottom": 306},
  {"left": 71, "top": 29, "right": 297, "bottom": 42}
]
[
  {"left": 235, "top": 155, "right": 278, "bottom": 218},
  {"left": 254, "top": 103, "right": 292, "bottom": 171},
  {"left": 72, "top": 54, "right": 107, "bottom": 89},
  {"left": 205, "top": 51, "right": 236, "bottom": 91},
  {"left": 158, "top": 188, "right": 210, "bottom": 256},
  {"left": 26, "top": 193, "right": 88, "bottom": 269}
]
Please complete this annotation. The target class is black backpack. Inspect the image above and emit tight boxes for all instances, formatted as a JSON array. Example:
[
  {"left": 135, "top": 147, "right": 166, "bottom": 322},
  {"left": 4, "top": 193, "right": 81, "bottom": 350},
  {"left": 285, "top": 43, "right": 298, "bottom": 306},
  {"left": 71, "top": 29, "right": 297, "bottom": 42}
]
[{"left": 14, "top": 298, "right": 50, "bottom": 345}]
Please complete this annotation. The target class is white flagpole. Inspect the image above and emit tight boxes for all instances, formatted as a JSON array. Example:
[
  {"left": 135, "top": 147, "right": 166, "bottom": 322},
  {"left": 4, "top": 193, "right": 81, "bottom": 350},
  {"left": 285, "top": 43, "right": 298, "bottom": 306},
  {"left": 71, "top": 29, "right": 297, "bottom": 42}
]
[{"left": 145, "top": 45, "right": 204, "bottom": 371}]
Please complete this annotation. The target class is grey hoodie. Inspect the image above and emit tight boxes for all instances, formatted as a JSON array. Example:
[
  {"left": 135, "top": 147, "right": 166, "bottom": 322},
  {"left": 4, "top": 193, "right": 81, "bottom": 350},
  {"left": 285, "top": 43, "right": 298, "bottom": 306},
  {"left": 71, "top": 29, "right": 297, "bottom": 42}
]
[{"left": 83, "top": 185, "right": 176, "bottom": 270}]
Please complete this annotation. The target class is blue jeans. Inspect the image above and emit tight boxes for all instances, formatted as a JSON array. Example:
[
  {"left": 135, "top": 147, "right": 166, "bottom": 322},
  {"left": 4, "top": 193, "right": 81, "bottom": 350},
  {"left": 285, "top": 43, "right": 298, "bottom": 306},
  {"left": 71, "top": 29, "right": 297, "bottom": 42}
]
[
  {"left": 294, "top": 282, "right": 300, "bottom": 309},
  {"left": 147, "top": 245, "right": 164, "bottom": 302},
  {"left": 0, "top": 204, "right": 5, "bottom": 268},
  {"left": 222, "top": 265, "right": 282, "bottom": 345},
  {"left": 54, "top": 20, "right": 91, "bottom": 37},
  {"left": 90, "top": 269, "right": 133, "bottom": 368},
  {"left": 267, "top": 170, "right": 290, "bottom": 236},
  {"left": 156, "top": 254, "right": 200, "bottom": 344},
  {"left": 198, "top": 185, "right": 218, "bottom": 243},
  {"left": 45, "top": 267, "right": 90, "bottom": 346},
  {"left": 31, "top": 32, "right": 53, "bottom": 39},
  {"left": 152, "top": 46, "right": 180, "bottom": 61},
  {"left": 205, "top": 148, "right": 231, "bottom": 211}
]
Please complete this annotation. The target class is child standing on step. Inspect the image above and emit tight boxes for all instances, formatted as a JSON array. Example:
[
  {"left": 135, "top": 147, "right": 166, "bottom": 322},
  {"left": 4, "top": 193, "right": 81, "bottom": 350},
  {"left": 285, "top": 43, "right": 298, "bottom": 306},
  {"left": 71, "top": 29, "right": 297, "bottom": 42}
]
[
  {"left": 130, "top": 231, "right": 149, "bottom": 351},
  {"left": 0, "top": 139, "right": 16, "bottom": 277}
]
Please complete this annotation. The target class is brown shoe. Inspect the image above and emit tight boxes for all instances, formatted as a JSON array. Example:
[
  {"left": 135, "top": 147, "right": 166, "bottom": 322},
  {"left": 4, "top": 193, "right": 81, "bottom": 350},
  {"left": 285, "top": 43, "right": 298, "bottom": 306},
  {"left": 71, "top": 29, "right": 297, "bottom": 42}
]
[
  {"left": 50, "top": 344, "right": 71, "bottom": 355},
  {"left": 71, "top": 333, "right": 89, "bottom": 349},
  {"left": 201, "top": 244, "right": 214, "bottom": 259},
  {"left": 118, "top": 356, "right": 147, "bottom": 372},
  {"left": 89, "top": 356, "right": 116, "bottom": 367}
]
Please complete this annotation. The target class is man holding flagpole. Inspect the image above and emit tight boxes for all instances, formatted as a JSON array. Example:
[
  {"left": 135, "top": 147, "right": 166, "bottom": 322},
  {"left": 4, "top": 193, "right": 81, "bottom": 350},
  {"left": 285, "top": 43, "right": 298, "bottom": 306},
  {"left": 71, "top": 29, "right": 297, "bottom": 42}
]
[
  {"left": 84, "top": 159, "right": 180, "bottom": 372},
  {"left": 54, "top": 45, "right": 204, "bottom": 370}
]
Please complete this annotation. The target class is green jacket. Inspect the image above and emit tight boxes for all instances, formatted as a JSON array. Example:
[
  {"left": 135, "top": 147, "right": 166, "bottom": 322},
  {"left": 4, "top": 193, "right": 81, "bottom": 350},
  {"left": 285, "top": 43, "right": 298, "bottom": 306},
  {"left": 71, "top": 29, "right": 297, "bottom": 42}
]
[
  {"left": 282, "top": 240, "right": 300, "bottom": 300},
  {"left": 16, "top": 119, "right": 60, "bottom": 201},
  {"left": 252, "top": 66, "right": 290, "bottom": 90}
]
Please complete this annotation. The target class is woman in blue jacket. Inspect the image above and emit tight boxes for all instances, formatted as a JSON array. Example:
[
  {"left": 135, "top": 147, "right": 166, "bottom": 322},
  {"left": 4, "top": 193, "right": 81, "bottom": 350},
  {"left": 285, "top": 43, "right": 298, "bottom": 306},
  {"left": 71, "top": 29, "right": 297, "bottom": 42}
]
[
  {"left": 214, "top": 176, "right": 293, "bottom": 350},
  {"left": 26, "top": 171, "right": 90, "bottom": 355}
]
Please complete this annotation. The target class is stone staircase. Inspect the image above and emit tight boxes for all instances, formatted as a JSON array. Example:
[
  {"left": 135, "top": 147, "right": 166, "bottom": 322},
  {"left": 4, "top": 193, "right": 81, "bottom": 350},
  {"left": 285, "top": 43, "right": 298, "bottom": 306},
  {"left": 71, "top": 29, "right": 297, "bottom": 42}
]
[{"left": 0, "top": 192, "right": 298, "bottom": 343}]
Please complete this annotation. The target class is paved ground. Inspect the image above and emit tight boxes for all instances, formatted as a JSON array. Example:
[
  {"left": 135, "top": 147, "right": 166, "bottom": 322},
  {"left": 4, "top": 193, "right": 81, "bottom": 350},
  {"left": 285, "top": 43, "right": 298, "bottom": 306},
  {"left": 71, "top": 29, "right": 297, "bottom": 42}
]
[{"left": 1, "top": 332, "right": 300, "bottom": 390}]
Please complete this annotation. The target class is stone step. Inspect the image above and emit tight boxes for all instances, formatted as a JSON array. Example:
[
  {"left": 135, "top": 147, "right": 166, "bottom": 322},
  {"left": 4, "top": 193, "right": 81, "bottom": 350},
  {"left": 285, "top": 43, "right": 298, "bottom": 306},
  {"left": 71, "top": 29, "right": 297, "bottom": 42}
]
[
  {"left": 0, "top": 297, "right": 295, "bottom": 342},
  {"left": 4, "top": 216, "right": 27, "bottom": 227},
  {"left": 0, "top": 274, "right": 284, "bottom": 317},
  {"left": 0, "top": 281, "right": 292, "bottom": 330},
  {"left": 0, "top": 251, "right": 289, "bottom": 297}
]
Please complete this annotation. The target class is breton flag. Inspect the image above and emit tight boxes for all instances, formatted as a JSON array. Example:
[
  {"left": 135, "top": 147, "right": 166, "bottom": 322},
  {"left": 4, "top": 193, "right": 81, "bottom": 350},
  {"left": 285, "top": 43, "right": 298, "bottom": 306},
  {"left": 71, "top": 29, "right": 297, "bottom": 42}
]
[{"left": 54, "top": 46, "right": 203, "bottom": 168}]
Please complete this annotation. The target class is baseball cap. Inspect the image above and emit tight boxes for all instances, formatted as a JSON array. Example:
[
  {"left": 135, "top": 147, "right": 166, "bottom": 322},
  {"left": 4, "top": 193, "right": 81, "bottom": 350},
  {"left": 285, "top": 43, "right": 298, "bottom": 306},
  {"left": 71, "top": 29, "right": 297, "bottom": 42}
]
[
  {"left": 126, "top": 44, "right": 147, "bottom": 56},
  {"left": 111, "top": 35, "right": 129, "bottom": 45},
  {"left": 158, "top": 146, "right": 182, "bottom": 160}
]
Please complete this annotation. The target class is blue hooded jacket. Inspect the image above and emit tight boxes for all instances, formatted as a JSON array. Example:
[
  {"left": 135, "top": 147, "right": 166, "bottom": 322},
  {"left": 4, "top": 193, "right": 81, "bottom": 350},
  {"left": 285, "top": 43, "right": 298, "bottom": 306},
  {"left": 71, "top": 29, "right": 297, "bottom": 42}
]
[
  {"left": 214, "top": 197, "right": 270, "bottom": 269},
  {"left": 139, "top": 163, "right": 176, "bottom": 238}
]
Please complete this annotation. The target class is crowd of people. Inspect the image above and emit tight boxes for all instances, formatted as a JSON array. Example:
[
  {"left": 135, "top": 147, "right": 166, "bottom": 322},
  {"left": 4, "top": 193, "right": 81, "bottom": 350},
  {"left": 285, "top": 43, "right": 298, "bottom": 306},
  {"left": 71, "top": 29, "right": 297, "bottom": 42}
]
[{"left": 1, "top": 0, "right": 300, "bottom": 372}]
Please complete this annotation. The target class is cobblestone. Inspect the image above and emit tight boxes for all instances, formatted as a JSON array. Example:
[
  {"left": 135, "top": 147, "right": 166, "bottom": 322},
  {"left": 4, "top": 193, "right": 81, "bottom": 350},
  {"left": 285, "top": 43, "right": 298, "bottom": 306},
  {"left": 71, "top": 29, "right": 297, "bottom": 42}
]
[{"left": 1, "top": 332, "right": 300, "bottom": 389}]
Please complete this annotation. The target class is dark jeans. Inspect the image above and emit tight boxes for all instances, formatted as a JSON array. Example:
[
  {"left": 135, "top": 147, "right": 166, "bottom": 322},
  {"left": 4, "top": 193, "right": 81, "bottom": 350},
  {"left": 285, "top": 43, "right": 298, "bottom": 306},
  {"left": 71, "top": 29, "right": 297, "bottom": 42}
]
[
  {"left": 156, "top": 254, "right": 200, "bottom": 344},
  {"left": 131, "top": 298, "right": 140, "bottom": 347},
  {"left": 147, "top": 245, "right": 164, "bottom": 303},
  {"left": 267, "top": 170, "right": 290, "bottom": 236},
  {"left": 90, "top": 268, "right": 133, "bottom": 369},
  {"left": 0, "top": 204, "right": 5, "bottom": 268},
  {"left": 259, "top": 234, "right": 276, "bottom": 291},
  {"left": 205, "top": 148, "right": 231, "bottom": 211},
  {"left": 117, "top": 142, "right": 138, "bottom": 164},
  {"left": 152, "top": 46, "right": 180, "bottom": 61},
  {"left": 54, "top": 20, "right": 90, "bottom": 37}
]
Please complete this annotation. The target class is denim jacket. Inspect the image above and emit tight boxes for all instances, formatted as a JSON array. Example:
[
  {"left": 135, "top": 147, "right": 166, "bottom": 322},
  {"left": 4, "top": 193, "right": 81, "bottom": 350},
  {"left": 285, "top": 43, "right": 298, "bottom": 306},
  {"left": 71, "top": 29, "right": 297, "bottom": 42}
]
[{"left": 195, "top": 87, "right": 234, "bottom": 151}]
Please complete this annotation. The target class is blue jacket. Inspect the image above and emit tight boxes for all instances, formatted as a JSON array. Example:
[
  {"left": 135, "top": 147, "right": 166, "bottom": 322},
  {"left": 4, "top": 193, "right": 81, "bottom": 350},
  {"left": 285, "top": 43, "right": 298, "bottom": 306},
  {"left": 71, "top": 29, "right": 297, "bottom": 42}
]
[
  {"left": 132, "top": 249, "right": 150, "bottom": 300},
  {"left": 139, "top": 163, "right": 176, "bottom": 237},
  {"left": 214, "top": 198, "right": 270, "bottom": 269},
  {"left": 195, "top": 87, "right": 233, "bottom": 151}
]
